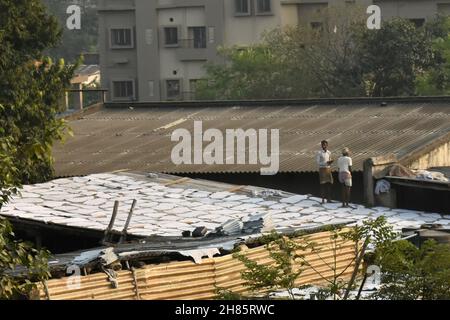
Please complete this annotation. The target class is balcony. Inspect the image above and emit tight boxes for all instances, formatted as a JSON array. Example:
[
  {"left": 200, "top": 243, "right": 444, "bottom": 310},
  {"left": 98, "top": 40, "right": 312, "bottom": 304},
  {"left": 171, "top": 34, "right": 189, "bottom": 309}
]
[{"left": 175, "top": 39, "right": 208, "bottom": 61}]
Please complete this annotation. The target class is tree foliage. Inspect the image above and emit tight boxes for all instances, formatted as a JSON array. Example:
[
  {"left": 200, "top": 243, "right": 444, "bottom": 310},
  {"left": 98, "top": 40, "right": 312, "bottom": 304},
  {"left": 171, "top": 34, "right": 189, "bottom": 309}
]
[
  {"left": 416, "top": 15, "right": 450, "bottom": 95},
  {"left": 372, "top": 239, "right": 450, "bottom": 300},
  {"left": 0, "top": 0, "right": 76, "bottom": 194},
  {"left": 223, "top": 218, "right": 396, "bottom": 300},
  {"left": 305, "top": 217, "right": 396, "bottom": 300},
  {"left": 264, "top": 5, "right": 367, "bottom": 98},
  {"left": 195, "top": 46, "right": 306, "bottom": 100},
  {"left": 357, "top": 19, "right": 439, "bottom": 97},
  {"left": 197, "top": 6, "right": 446, "bottom": 99},
  {"left": 42, "top": 0, "right": 98, "bottom": 62},
  {"left": 0, "top": 218, "right": 50, "bottom": 299},
  {"left": 0, "top": 0, "right": 74, "bottom": 299},
  {"left": 232, "top": 232, "right": 311, "bottom": 300}
]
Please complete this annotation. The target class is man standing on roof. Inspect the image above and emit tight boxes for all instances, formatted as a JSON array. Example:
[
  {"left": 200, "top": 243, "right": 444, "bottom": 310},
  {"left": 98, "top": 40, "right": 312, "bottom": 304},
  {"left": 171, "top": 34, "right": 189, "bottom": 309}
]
[
  {"left": 337, "top": 147, "right": 353, "bottom": 208},
  {"left": 316, "top": 140, "right": 334, "bottom": 204}
]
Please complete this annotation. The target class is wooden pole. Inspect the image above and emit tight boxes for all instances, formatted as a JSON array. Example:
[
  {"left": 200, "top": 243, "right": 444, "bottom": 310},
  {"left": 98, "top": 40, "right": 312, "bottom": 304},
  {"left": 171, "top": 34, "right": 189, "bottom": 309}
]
[
  {"left": 343, "top": 238, "right": 369, "bottom": 300},
  {"left": 103, "top": 201, "right": 119, "bottom": 244},
  {"left": 119, "top": 199, "right": 137, "bottom": 243}
]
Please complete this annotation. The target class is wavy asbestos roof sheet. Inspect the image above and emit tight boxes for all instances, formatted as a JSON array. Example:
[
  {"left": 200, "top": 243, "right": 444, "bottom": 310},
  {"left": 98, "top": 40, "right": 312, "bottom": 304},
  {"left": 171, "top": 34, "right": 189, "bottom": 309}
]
[{"left": 53, "top": 99, "right": 450, "bottom": 176}]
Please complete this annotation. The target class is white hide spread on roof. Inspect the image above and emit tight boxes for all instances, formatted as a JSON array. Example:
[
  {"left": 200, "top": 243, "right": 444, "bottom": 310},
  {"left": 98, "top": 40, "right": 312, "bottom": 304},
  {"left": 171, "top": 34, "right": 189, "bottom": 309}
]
[{"left": 0, "top": 173, "right": 449, "bottom": 238}]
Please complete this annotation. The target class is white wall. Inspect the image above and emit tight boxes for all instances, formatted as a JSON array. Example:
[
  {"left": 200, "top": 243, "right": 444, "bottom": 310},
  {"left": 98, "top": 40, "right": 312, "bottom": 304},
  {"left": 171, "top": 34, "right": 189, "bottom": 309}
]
[
  {"left": 374, "top": 0, "right": 440, "bottom": 20},
  {"left": 223, "top": 0, "right": 284, "bottom": 46},
  {"left": 158, "top": 6, "right": 208, "bottom": 97}
]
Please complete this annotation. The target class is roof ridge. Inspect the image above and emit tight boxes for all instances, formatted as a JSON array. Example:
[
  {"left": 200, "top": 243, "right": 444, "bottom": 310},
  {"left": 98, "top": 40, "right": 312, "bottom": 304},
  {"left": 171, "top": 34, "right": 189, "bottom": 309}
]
[{"left": 105, "top": 96, "right": 450, "bottom": 109}]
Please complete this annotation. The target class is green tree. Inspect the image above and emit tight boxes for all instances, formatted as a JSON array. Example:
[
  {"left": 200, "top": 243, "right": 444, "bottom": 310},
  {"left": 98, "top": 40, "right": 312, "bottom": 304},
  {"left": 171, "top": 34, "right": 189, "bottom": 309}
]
[
  {"left": 224, "top": 218, "right": 396, "bottom": 300},
  {"left": 197, "top": 8, "right": 445, "bottom": 99},
  {"left": 0, "top": 218, "right": 50, "bottom": 299},
  {"left": 264, "top": 5, "right": 367, "bottom": 98},
  {"left": 300, "top": 217, "right": 395, "bottom": 300},
  {"left": 416, "top": 15, "right": 450, "bottom": 95},
  {"left": 232, "top": 232, "right": 311, "bottom": 300},
  {"left": 0, "top": 0, "right": 75, "bottom": 190},
  {"left": 0, "top": 0, "right": 74, "bottom": 298},
  {"left": 195, "top": 45, "right": 305, "bottom": 100},
  {"left": 357, "top": 18, "right": 440, "bottom": 97},
  {"left": 372, "top": 239, "right": 450, "bottom": 300},
  {"left": 339, "top": 217, "right": 396, "bottom": 299},
  {"left": 197, "top": 5, "right": 367, "bottom": 100},
  {"left": 43, "top": 0, "right": 98, "bottom": 62}
]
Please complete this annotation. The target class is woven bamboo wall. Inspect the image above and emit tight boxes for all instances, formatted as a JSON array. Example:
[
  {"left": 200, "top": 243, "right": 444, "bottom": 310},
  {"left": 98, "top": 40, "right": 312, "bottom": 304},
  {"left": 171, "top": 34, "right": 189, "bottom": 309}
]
[{"left": 37, "top": 229, "right": 358, "bottom": 300}]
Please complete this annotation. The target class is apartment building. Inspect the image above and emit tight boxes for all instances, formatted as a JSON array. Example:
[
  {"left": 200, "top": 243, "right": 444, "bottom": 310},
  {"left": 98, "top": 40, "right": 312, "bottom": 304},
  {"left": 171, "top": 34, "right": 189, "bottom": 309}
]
[{"left": 98, "top": 0, "right": 450, "bottom": 102}]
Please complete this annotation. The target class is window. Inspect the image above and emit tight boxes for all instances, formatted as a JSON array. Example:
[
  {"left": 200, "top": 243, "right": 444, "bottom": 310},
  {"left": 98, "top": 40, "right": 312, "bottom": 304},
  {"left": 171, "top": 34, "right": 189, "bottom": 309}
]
[
  {"left": 298, "top": 3, "right": 327, "bottom": 25},
  {"left": 189, "top": 79, "right": 201, "bottom": 100},
  {"left": 113, "top": 81, "right": 134, "bottom": 99},
  {"left": 409, "top": 18, "right": 425, "bottom": 28},
  {"left": 188, "top": 27, "right": 207, "bottom": 48},
  {"left": 235, "top": 0, "right": 250, "bottom": 15},
  {"left": 208, "top": 27, "right": 215, "bottom": 44},
  {"left": 148, "top": 81, "right": 155, "bottom": 97},
  {"left": 190, "top": 79, "right": 203, "bottom": 94},
  {"left": 166, "top": 80, "right": 181, "bottom": 99},
  {"left": 438, "top": 4, "right": 450, "bottom": 16},
  {"left": 110, "top": 28, "right": 133, "bottom": 48},
  {"left": 236, "top": 46, "right": 248, "bottom": 53},
  {"left": 164, "top": 27, "right": 179, "bottom": 46},
  {"left": 145, "top": 29, "right": 153, "bottom": 45},
  {"left": 256, "top": 0, "right": 272, "bottom": 14},
  {"left": 310, "top": 22, "right": 323, "bottom": 30}
]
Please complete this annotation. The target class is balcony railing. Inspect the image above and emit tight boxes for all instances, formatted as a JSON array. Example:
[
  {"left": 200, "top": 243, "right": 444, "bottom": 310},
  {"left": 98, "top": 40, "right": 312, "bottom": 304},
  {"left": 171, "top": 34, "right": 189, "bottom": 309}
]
[
  {"left": 178, "top": 38, "right": 207, "bottom": 49},
  {"left": 64, "top": 88, "right": 109, "bottom": 111}
]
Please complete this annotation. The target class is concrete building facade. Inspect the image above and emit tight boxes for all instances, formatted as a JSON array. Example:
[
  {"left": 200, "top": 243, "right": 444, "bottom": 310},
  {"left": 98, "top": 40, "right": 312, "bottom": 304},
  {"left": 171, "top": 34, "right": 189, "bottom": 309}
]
[{"left": 98, "top": 0, "right": 450, "bottom": 102}]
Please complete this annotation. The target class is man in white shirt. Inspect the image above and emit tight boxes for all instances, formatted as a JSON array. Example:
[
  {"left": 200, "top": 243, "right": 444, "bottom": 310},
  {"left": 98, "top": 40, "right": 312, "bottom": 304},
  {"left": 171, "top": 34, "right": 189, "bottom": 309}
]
[
  {"left": 337, "top": 147, "right": 353, "bottom": 208},
  {"left": 316, "top": 140, "right": 334, "bottom": 204}
]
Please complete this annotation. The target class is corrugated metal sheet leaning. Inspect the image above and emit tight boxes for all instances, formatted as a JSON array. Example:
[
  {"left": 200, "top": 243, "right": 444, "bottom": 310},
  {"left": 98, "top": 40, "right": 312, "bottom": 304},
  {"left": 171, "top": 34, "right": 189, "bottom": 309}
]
[{"left": 35, "top": 229, "right": 358, "bottom": 300}]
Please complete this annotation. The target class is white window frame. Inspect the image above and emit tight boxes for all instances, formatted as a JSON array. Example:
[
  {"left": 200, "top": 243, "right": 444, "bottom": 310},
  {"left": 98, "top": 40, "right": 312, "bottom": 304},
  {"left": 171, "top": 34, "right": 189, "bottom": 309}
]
[{"left": 109, "top": 27, "right": 134, "bottom": 49}]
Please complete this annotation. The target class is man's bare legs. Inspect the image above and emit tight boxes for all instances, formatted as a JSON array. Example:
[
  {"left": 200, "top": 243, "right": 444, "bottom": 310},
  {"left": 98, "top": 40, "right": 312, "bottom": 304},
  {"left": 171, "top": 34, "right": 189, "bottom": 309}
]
[
  {"left": 321, "top": 183, "right": 332, "bottom": 204},
  {"left": 321, "top": 183, "right": 326, "bottom": 204},
  {"left": 345, "top": 186, "right": 351, "bottom": 207},
  {"left": 341, "top": 185, "right": 351, "bottom": 207}
]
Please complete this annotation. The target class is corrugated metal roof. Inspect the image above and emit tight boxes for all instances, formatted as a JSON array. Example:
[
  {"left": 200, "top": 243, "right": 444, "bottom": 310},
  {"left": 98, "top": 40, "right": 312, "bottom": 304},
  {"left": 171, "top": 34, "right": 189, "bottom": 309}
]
[
  {"left": 36, "top": 229, "right": 358, "bottom": 300},
  {"left": 53, "top": 99, "right": 450, "bottom": 176},
  {"left": 74, "top": 64, "right": 100, "bottom": 77}
]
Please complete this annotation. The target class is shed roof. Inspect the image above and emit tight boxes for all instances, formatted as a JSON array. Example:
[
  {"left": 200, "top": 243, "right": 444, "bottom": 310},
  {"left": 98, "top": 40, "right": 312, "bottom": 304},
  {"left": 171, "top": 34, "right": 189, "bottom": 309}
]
[
  {"left": 53, "top": 97, "right": 450, "bottom": 176},
  {"left": 1, "top": 172, "right": 449, "bottom": 241}
]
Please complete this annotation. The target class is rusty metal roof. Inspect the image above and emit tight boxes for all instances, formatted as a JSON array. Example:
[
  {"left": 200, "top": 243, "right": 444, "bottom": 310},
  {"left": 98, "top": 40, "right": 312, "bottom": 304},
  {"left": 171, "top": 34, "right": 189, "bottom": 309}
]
[
  {"left": 53, "top": 98, "right": 450, "bottom": 176},
  {"left": 37, "top": 229, "right": 358, "bottom": 300}
]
